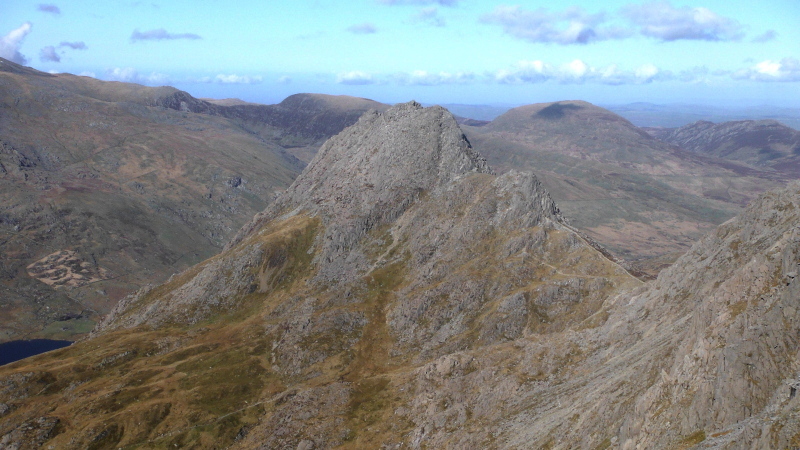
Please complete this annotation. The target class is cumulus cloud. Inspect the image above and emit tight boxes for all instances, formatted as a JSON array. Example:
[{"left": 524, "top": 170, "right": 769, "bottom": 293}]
[
  {"left": 105, "top": 67, "right": 169, "bottom": 85},
  {"left": 213, "top": 74, "right": 263, "bottom": 84},
  {"left": 378, "top": 0, "right": 457, "bottom": 6},
  {"left": 481, "top": 5, "right": 631, "bottom": 45},
  {"left": 130, "top": 28, "right": 201, "bottom": 42},
  {"left": 336, "top": 71, "right": 375, "bottom": 85},
  {"left": 394, "top": 70, "right": 475, "bottom": 85},
  {"left": 277, "top": 76, "right": 292, "bottom": 84},
  {"left": 751, "top": 30, "right": 778, "bottom": 43},
  {"left": 59, "top": 41, "right": 87, "bottom": 49},
  {"left": 37, "top": 40, "right": 88, "bottom": 63},
  {"left": 347, "top": 23, "right": 377, "bottom": 34},
  {"left": 0, "top": 22, "right": 33, "bottom": 64},
  {"left": 732, "top": 58, "right": 800, "bottom": 82},
  {"left": 621, "top": 1, "right": 743, "bottom": 41},
  {"left": 39, "top": 46, "right": 59, "bottom": 62},
  {"left": 494, "top": 59, "right": 669, "bottom": 84},
  {"left": 37, "top": 4, "right": 61, "bottom": 15},
  {"left": 414, "top": 7, "right": 446, "bottom": 27}
]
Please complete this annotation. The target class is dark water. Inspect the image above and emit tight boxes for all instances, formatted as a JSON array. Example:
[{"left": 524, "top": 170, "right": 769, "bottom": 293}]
[{"left": 0, "top": 339, "right": 73, "bottom": 366}]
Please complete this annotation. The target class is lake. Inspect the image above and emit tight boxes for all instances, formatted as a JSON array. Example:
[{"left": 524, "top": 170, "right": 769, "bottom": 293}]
[{"left": 0, "top": 339, "right": 73, "bottom": 366}]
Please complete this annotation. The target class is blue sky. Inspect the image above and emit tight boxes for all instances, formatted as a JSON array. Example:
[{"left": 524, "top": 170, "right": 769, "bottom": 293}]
[{"left": 1, "top": 0, "right": 799, "bottom": 107}]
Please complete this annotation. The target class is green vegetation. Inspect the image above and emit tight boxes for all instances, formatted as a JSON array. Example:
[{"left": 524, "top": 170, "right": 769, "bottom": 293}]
[
  {"left": 38, "top": 317, "right": 96, "bottom": 339},
  {"left": 176, "top": 347, "right": 268, "bottom": 416},
  {"left": 347, "top": 376, "right": 391, "bottom": 426},
  {"left": 678, "top": 430, "right": 706, "bottom": 448}
]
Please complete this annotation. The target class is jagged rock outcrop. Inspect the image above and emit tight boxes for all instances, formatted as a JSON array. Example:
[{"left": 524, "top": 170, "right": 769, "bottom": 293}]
[{"left": 233, "top": 101, "right": 492, "bottom": 281}]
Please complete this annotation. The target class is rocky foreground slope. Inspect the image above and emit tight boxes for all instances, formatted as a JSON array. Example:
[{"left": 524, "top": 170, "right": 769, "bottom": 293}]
[{"left": 1, "top": 102, "right": 799, "bottom": 449}]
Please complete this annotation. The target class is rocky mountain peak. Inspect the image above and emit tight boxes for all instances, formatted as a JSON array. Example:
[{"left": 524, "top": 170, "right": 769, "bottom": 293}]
[
  {"left": 230, "top": 101, "right": 492, "bottom": 281},
  {"left": 285, "top": 100, "right": 491, "bottom": 207}
]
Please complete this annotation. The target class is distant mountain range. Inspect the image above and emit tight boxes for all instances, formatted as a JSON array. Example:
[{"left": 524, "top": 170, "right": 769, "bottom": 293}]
[
  {"left": 429, "top": 102, "right": 800, "bottom": 130},
  {"left": 462, "top": 100, "right": 791, "bottom": 275},
  {"left": 647, "top": 119, "right": 800, "bottom": 174}
]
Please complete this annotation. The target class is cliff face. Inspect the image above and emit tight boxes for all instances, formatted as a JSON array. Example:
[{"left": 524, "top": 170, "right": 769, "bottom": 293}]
[{"left": 2, "top": 101, "right": 800, "bottom": 449}]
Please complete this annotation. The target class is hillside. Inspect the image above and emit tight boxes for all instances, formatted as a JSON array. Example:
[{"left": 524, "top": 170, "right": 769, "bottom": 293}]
[
  {"left": 0, "top": 58, "right": 381, "bottom": 343},
  {"left": 2, "top": 101, "right": 800, "bottom": 448},
  {"left": 153, "top": 90, "right": 389, "bottom": 163},
  {"left": 0, "top": 102, "right": 639, "bottom": 448},
  {"left": 462, "top": 100, "right": 790, "bottom": 276},
  {"left": 649, "top": 119, "right": 800, "bottom": 174}
]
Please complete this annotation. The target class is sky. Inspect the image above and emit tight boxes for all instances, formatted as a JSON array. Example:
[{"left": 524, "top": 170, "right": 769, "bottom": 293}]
[{"left": 1, "top": 0, "right": 799, "bottom": 108}]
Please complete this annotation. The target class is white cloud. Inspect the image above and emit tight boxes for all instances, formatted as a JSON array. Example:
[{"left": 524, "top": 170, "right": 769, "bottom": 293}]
[
  {"left": 347, "top": 23, "right": 377, "bottom": 34},
  {"left": 621, "top": 1, "right": 744, "bottom": 41},
  {"left": 377, "top": 0, "right": 457, "bottom": 6},
  {"left": 105, "top": 67, "right": 169, "bottom": 85},
  {"left": 213, "top": 74, "right": 263, "bottom": 84},
  {"left": 78, "top": 71, "right": 96, "bottom": 78},
  {"left": 130, "top": 28, "right": 201, "bottom": 42},
  {"left": 414, "top": 7, "right": 446, "bottom": 27},
  {"left": 481, "top": 5, "right": 631, "bottom": 45},
  {"left": 751, "top": 30, "right": 778, "bottom": 43},
  {"left": 495, "top": 59, "right": 669, "bottom": 85},
  {"left": 277, "top": 75, "right": 292, "bottom": 84},
  {"left": 495, "top": 60, "right": 551, "bottom": 83},
  {"left": 635, "top": 63, "right": 659, "bottom": 81},
  {"left": 733, "top": 58, "right": 800, "bottom": 82},
  {"left": 59, "top": 41, "right": 87, "bottom": 50},
  {"left": 395, "top": 70, "right": 475, "bottom": 85},
  {"left": 0, "top": 22, "right": 33, "bottom": 64},
  {"left": 563, "top": 59, "right": 588, "bottom": 78},
  {"left": 336, "top": 71, "right": 375, "bottom": 85},
  {"left": 37, "top": 4, "right": 61, "bottom": 15},
  {"left": 39, "top": 46, "right": 59, "bottom": 62}
]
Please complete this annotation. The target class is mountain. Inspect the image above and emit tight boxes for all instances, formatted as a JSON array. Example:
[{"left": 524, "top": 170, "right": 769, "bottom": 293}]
[
  {"left": 462, "top": 100, "right": 791, "bottom": 276},
  {"left": 154, "top": 90, "right": 389, "bottom": 163},
  {"left": 649, "top": 119, "right": 800, "bottom": 175},
  {"left": 0, "top": 58, "right": 382, "bottom": 343},
  {"left": 2, "top": 100, "right": 800, "bottom": 449},
  {"left": 0, "top": 101, "right": 639, "bottom": 448}
]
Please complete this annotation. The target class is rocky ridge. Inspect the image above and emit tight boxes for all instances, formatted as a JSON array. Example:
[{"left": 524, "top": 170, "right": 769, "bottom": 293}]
[{"left": 1, "top": 101, "right": 799, "bottom": 449}]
